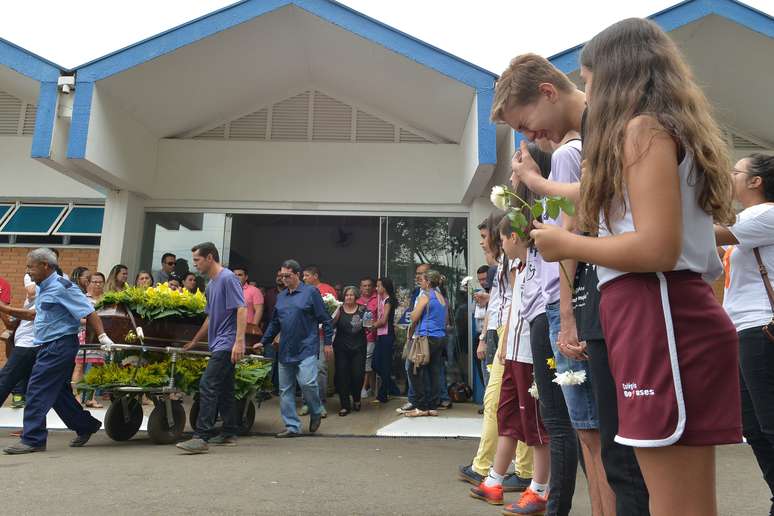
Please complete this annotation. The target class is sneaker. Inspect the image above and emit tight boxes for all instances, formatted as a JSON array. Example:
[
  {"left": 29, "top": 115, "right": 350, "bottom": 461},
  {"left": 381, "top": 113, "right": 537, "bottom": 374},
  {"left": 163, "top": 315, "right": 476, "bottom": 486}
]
[
  {"left": 10, "top": 394, "right": 25, "bottom": 409},
  {"left": 360, "top": 388, "right": 369, "bottom": 399},
  {"left": 276, "top": 430, "right": 302, "bottom": 438},
  {"left": 503, "top": 473, "right": 532, "bottom": 492},
  {"left": 396, "top": 402, "right": 415, "bottom": 414},
  {"left": 299, "top": 405, "right": 310, "bottom": 416},
  {"left": 502, "top": 488, "right": 547, "bottom": 515},
  {"left": 320, "top": 407, "right": 328, "bottom": 419},
  {"left": 458, "top": 464, "right": 485, "bottom": 486},
  {"left": 175, "top": 438, "right": 209, "bottom": 454},
  {"left": 470, "top": 482, "right": 504, "bottom": 505},
  {"left": 209, "top": 435, "right": 238, "bottom": 446},
  {"left": 3, "top": 442, "right": 45, "bottom": 455}
]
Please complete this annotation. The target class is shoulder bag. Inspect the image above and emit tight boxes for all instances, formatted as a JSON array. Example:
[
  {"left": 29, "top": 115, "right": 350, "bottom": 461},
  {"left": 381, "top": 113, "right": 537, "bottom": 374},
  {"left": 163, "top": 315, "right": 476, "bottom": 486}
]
[
  {"left": 406, "top": 295, "right": 431, "bottom": 372},
  {"left": 753, "top": 247, "right": 774, "bottom": 342}
]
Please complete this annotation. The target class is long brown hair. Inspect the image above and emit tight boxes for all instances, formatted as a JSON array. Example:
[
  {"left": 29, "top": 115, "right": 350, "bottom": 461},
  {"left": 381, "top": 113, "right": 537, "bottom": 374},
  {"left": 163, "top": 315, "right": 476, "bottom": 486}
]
[{"left": 578, "top": 18, "right": 735, "bottom": 232}]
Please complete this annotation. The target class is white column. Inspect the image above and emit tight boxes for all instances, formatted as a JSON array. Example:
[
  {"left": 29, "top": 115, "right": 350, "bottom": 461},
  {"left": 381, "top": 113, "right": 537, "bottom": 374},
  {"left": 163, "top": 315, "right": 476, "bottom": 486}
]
[{"left": 97, "top": 190, "right": 145, "bottom": 276}]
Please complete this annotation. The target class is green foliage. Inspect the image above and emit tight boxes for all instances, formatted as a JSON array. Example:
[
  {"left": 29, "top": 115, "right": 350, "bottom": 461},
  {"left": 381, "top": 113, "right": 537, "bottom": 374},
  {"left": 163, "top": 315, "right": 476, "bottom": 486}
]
[
  {"left": 234, "top": 360, "right": 273, "bottom": 400},
  {"left": 175, "top": 357, "right": 209, "bottom": 395}
]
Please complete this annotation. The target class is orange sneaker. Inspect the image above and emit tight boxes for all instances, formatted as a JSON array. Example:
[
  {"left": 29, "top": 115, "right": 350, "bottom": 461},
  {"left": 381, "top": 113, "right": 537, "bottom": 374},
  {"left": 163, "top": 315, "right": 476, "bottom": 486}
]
[
  {"left": 502, "top": 488, "right": 547, "bottom": 515},
  {"left": 470, "top": 481, "right": 504, "bottom": 505}
]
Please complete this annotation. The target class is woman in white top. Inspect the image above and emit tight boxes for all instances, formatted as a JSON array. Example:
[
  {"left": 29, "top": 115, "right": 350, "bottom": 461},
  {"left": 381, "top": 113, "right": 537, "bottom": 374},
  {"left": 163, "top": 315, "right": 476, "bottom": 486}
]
[
  {"left": 716, "top": 153, "right": 774, "bottom": 513},
  {"left": 530, "top": 18, "right": 740, "bottom": 516}
]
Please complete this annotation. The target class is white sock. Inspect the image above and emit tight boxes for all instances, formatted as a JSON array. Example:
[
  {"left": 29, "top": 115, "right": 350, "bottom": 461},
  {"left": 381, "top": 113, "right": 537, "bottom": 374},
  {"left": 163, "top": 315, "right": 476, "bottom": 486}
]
[
  {"left": 529, "top": 480, "right": 547, "bottom": 496},
  {"left": 484, "top": 469, "right": 505, "bottom": 488}
]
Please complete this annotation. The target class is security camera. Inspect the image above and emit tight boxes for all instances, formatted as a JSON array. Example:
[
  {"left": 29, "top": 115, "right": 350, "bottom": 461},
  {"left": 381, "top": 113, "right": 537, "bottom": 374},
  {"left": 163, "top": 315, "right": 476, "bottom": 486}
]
[{"left": 57, "top": 76, "right": 75, "bottom": 94}]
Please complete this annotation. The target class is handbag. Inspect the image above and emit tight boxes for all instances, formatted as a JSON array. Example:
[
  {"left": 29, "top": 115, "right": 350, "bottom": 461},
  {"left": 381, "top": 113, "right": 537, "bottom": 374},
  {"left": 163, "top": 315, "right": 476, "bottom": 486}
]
[
  {"left": 405, "top": 297, "right": 431, "bottom": 372},
  {"left": 753, "top": 247, "right": 774, "bottom": 342}
]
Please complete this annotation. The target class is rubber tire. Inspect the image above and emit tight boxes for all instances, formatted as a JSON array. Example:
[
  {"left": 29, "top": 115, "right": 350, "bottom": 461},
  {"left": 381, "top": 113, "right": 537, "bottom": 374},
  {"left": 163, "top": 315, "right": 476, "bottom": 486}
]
[
  {"left": 104, "top": 397, "right": 143, "bottom": 441},
  {"left": 188, "top": 400, "right": 199, "bottom": 430},
  {"left": 147, "top": 401, "right": 186, "bottom": 445},
  {"left": 237, "top": 399, "right": 256, "bottom": 436}
]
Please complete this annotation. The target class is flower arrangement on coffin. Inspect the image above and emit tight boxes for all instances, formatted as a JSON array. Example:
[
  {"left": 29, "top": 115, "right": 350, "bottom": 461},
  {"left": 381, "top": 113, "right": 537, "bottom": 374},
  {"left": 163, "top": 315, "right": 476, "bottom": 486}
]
[
  {"left": 322, "top": 293, "right": 342, "bottom": 318},
  {"left": 490, "top": 184, "right": 576, "bottom": 285},
  {"left": 96, "top": 283, "right": 207, "bottom": 321}
]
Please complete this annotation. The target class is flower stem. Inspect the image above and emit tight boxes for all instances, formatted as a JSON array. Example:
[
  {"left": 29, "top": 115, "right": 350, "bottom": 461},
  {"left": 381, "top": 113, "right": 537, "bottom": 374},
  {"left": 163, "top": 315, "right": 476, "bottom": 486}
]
[{"left": 504, "top": 191, "right": 531, "bottom": 210}]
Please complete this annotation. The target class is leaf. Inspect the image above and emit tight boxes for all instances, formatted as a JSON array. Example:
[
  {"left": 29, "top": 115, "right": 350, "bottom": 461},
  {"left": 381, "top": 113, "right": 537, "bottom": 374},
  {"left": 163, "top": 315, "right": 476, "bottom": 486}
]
[
  {"left": 546, "top": 198, "right": 561, "bottom": 220},
  {"left": 508, "top": 210, "right": 528, "bottom": 232},
  {"left": 531, "top": 203, "right": 544, "bottom": 218},
  {"left": 558, "top": 197, "right": 576, "bottom": 216}
]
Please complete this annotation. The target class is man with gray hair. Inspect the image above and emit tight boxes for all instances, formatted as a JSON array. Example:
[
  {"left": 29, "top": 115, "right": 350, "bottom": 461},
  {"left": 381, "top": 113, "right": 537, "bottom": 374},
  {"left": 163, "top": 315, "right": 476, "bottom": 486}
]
[
  {"left": 0, "top": 248, "right": 114, "bottom": 454},
  {"left": 257, "top": 259, "right": 334, "bottom": 437}
]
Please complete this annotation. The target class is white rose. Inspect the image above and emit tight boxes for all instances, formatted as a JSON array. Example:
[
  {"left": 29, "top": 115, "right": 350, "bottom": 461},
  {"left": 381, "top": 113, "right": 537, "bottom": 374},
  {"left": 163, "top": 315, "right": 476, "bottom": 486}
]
[{"left": 490, "top": 185, "right": 509, "bottom": 211}]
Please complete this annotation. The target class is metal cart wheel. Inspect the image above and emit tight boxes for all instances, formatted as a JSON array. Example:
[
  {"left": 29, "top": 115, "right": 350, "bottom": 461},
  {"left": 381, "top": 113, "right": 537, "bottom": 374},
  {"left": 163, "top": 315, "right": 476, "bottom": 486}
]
[
  {"left": 147, "top": 400, "right": 186, "bottom": 444},
  {"left": 104, "top": 396, "right": 143, "bottom": 441},
  {"left": 237, "top": 398, "right": 256, "bottom": 436}
]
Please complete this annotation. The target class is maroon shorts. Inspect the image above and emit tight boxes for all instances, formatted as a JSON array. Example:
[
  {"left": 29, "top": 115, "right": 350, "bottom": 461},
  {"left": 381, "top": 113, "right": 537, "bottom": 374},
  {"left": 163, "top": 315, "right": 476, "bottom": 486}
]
[
  {"left": 599, "top": 270, "right": 742, "bottom": 447},
  {"left": 497, "top": 360, "right": 548, "bottom": 446}
]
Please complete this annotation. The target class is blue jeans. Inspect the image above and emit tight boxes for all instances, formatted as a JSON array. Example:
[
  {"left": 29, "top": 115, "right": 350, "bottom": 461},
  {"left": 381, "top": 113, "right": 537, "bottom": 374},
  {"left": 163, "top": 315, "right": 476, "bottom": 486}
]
[
  {"left": 546, "top": 301, "right": 599, "bottom": 429},
  {"left": 374, "top": 334, "right": 396, "bottom": 402},
  {"left": 194, "top": 350, "right": 237, "bottom": 440},
  {"left": 531, "top": 313, "right": 577, "bottom": 516},
  {"left": 22, "top": 335, "right": 101, "bottom": 448},
  {"left": 279, "top": 354, "right": 321, "bottom": 433},
  {"left": 0, "top": 346, "right": 38, "bottom": 404}
]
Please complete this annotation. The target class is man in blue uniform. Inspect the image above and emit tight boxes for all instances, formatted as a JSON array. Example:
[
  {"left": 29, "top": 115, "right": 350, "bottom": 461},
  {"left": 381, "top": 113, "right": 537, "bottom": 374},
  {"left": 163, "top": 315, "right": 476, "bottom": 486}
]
[
  {"left": 257, "top": 259, "right": 334, "bottom": 438},
  {"left": 0, "top": 248, "right": 114, "bottom": 454}
]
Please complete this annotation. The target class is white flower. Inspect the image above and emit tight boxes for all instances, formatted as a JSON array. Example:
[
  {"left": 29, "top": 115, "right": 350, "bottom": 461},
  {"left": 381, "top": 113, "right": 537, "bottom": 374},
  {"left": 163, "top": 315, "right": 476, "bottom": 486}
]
[
  {"left": 552, "top": 370, "right": 587, "bottom": 386},
  {"left": 322, "top": 293, "right": 341, "bottom": 306},
  {"left": 490, "top": 185, "right": 509, "bottom": 210},
  {"left": 460, "top": 276, "right": 473, "bottom": 289},
  {"left": 528, "top": 382, "right": 539, "bottom": 399}
]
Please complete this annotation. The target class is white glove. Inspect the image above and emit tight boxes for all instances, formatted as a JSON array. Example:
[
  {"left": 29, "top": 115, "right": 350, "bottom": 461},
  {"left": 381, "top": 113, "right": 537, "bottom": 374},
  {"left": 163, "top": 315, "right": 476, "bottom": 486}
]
[{"left": 98, "top": 333, "right": 114, "bottom": 345}]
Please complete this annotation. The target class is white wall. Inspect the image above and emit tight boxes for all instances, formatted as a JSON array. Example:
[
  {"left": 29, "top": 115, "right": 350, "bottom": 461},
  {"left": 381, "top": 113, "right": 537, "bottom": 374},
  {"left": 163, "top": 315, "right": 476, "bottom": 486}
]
[
  {"left": 80, "top": 85, "right": 158, "bottom": 193},
  {"left": 154, "top": 140, "right": 467, "bottom": 205},
  {"left": 0, "top": 136, "right": 102, "bottom": 199}
]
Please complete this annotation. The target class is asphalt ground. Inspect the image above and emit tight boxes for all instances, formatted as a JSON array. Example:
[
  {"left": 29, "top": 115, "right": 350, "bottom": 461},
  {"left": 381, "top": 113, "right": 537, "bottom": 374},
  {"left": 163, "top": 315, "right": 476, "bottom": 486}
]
[{"left": 0, "top": 430, "right": 769, "bottom": 516}]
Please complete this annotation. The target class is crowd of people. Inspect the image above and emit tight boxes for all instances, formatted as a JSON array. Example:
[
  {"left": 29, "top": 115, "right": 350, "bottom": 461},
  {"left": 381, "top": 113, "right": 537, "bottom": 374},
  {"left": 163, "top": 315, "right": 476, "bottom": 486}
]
[
  {"left": 0, "top": 15, "right": 772, "bottom": 516},
  {"left": 456, "top": 17, "right": 774, "bottom": 516}
]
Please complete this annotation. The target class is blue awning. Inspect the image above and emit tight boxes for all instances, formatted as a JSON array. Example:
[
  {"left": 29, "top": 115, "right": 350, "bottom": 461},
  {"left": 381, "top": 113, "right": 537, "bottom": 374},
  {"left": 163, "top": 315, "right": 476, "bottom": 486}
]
[
  {"left": 0, "top": 204, "right": 13, "bottom": 226},
  {"left": 53, "top": 206, "right": 104, "bottom": 236},
  {"left": 0, "top": 204, "right": 67, "bottom": 235}
]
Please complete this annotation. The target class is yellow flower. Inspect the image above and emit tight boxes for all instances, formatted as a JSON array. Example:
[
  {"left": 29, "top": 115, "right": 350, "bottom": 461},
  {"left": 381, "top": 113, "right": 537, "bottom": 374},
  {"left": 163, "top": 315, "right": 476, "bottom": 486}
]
[{"left": 546, "top": 358, "right": 556, "bottom": 370}]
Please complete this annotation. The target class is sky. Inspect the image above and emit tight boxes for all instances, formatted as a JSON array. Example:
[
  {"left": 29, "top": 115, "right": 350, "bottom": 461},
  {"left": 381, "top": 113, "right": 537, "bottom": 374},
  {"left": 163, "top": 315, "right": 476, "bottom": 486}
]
[{"left": 1, "top": 0, "right": 772, "bottom": 74}]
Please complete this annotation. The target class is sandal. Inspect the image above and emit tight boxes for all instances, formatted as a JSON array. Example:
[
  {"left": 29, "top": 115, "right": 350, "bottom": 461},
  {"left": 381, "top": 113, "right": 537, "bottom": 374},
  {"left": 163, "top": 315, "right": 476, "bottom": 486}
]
[
  {"left": 403, "top": 409, "right": 429, "bottom": 418},
  {"left": 338, "top": 409, "right": 349, "bottom": 417},
  {"left": 427, "top": 410, "right": 438, "bottom": 417},
  {"left": 85, "top": 400, "right": 104, "bottom": 409}
]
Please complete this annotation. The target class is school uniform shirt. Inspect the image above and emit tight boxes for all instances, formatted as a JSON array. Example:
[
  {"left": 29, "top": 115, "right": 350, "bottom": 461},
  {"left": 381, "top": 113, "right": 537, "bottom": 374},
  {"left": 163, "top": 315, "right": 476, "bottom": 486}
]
[
  {"left": 204, "top": 268, "right": 245, "bottom": 353},
  {"left": 541, "top": 139, "right": 582, "bottom": 306},
  {"left": 597, "top": 152, "right": 723, "bottom": 286},
  {"left": 521, "top": 247, "right": 547, "bottom": 324},
  {"left": 505, "top": 260, "right": 532, "bottom": 364},
  {"left": 13, "top": 298, "right": 37, "bottom": 348},
  {"left": 723, "top": 203, "right": 774, "bottom": 332},
  {"left": 33, "top": 273, "right": 95, "bottom": 345},
  {"left": 486, "top": 256, "right": 511, "bottom": 331}
]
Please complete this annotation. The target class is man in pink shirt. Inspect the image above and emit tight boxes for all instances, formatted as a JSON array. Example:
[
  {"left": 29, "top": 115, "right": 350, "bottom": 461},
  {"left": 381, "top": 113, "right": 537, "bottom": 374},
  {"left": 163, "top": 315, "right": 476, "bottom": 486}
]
[
  {"left": 357, "top": 277, "right": 378, "bottom": 398},
  {"left": 232, "top": 267, "right": 264, "bottom": 327},
  {"left": 301, "top": 265, "right": 338, "bottom": 417}
]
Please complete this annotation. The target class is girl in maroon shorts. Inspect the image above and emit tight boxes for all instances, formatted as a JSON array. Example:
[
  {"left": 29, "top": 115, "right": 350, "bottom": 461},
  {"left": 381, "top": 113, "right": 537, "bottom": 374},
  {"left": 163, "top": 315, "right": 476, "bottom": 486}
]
[{"left": 530, "top": 18, "right": 741, "bottom": 516}]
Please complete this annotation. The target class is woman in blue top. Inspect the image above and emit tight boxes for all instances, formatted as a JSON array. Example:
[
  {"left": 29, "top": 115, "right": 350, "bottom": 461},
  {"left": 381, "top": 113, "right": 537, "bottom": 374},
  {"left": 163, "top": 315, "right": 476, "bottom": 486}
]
[{"left": 406, "top": 269, "right": 447, "bottom": 417}]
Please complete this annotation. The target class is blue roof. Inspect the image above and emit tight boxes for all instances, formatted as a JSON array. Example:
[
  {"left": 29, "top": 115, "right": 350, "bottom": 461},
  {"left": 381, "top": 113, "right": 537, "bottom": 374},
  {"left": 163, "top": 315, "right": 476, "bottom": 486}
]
[{"left": 549, "top": 0, "right": 774, "bottom": 73}]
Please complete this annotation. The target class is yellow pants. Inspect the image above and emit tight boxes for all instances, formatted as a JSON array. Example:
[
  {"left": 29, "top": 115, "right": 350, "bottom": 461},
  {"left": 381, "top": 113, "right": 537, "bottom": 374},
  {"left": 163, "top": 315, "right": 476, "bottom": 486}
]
[{"left": 471, "top": 327, "right": 533, "bottom": 477}]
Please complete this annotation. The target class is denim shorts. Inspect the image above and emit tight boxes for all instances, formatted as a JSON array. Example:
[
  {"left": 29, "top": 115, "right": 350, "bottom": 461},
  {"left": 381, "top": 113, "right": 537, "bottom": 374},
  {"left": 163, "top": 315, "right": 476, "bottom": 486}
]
[{"left": 546, "top": 301, "right": 599, "bottom": 430}]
